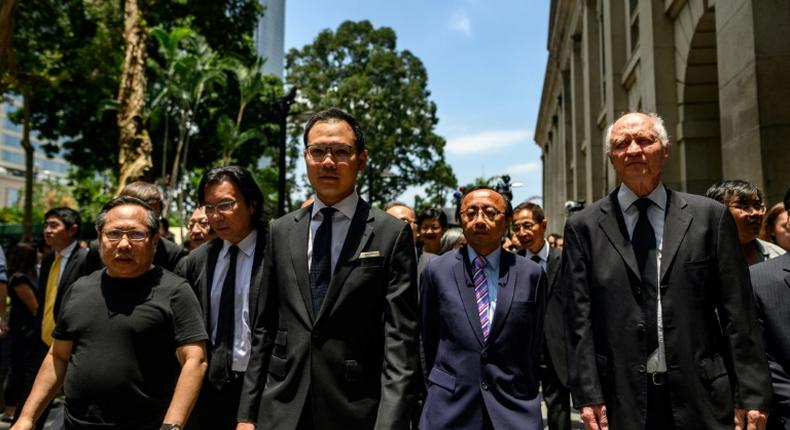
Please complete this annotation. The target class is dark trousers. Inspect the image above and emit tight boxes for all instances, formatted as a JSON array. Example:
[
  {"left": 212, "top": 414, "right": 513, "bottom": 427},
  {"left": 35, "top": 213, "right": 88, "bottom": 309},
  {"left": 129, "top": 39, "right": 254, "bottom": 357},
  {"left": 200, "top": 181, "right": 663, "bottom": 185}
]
[
  {"left": 539, "top": 348, "right": 571, "bottom": 430},
  {"left": 188, "top": 372, "right": 244, "bottom": 430},
  {"left": 13, "top": 341, "right": 52, "bottom": 430}
]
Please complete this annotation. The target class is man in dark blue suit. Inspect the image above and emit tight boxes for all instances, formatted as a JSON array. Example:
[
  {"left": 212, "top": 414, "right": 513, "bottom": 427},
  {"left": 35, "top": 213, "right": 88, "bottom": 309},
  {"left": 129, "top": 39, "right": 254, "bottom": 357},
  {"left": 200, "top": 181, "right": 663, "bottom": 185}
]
[
  {"left": 420, "top": 186, "right": 546, "bottom": 429},
  {"left": 751, "top": 187, "right": 790, "bottom": 429}
]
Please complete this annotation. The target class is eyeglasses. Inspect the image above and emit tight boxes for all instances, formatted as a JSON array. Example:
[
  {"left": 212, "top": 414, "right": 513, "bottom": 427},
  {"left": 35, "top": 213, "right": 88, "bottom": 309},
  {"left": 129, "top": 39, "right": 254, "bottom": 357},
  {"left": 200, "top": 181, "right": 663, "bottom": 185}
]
[
  {"left": 204, "top": 200, "right": 237, "bottom": 216},
  {"left": 729, "top": 203, "right": 765, "bottom": 214},
  {"left": 305, "top": 145, "right": 355, "bottom": 162},
  {"left": 188, "top": 220, "right": 210, "bottom": 230},
  {"left": 461, "top": 207, "right": 503, "bottom": 221},
  {"left": 103, "top": 229, "right": 149, "bottom": 242},
  {"left": 512, "top": 221, "right": 537, "bottom": 231}
]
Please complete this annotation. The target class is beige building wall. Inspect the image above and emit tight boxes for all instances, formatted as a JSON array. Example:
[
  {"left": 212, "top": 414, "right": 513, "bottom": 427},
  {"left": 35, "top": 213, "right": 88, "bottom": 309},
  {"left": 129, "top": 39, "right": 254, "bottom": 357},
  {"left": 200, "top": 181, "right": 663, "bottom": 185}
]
[{"left": 535, "top": 0, "right": 790, "bottom": 230}]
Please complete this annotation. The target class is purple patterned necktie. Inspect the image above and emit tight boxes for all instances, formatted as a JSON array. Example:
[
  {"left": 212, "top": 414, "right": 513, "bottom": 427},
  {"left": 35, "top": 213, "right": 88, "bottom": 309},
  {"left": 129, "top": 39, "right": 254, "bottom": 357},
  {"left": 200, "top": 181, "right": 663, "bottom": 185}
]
[{"left": 473, "top": 255, "right": 491, "bottom": 340}]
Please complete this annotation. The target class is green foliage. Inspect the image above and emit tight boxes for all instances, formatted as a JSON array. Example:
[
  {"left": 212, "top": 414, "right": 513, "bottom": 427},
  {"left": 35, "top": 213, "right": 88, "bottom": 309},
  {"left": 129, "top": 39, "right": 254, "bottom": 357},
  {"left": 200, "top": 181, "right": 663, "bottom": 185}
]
[{"left": 285, "top": 20, "right": 457, "bottom": 207}]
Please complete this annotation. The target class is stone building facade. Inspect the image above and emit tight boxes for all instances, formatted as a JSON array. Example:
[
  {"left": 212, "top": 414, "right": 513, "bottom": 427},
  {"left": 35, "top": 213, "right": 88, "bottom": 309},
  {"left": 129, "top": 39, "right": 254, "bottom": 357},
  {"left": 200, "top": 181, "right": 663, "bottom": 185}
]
[{"left": 535, "top": 0, "right": 790, "bottom": 228}]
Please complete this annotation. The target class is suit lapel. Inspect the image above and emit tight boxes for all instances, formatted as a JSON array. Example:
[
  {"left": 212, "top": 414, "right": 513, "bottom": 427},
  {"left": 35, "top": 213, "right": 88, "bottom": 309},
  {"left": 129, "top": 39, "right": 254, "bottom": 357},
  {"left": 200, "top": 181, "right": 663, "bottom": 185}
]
[
  {"left": 453, "top": 246, "right": 485, "bottom": 346},
  {"left": 488, "top": 250, "right": 515, "bottom": 343},
  {"left": 247, "top": 229, "right": 267, "bottom": 317},
  {"left": 288, "top": 207, "right": 314, "bottom": 322},
  {"left": 57, "top": 244, "right": 81, "bottom": 290},
  {"left": 315, "top": 200, "right": 374, "bottom": 324},
  {"left": 783, "top": 258, "right": 790, "bottom": 290},
  {"left": 598, "top": 190, "right": 641, "bottom": 280},
  {"left": 659, "top": 189, "right": 692, "bottom": 284},
  {"left": 546, "top": 247, "right": 561, "bottom": 295},
  {"left": 204, "top": 239, "right": 223, "bottom": 328}
]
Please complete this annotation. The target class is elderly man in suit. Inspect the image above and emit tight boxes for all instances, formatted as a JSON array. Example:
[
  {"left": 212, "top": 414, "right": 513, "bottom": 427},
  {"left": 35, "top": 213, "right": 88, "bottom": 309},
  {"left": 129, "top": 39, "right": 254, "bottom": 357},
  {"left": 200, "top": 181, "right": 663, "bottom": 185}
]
[
  {"left": 177, "top": 166, "right": 268, "bottom": 430},
  {"left": 236, "top": 108, "right": 422, "bottom": 430},
  {"left": 751, "top": 187, "right": 790, "bottom": 430},
  {"left": 420, "top": 186, "right": 546, "bottom": 429},
  {"left": 512, "top": 201, "right": 570, "bottom": 430},
  {"left": 563, "top": 112, "right": 771, "bottom": 430}
]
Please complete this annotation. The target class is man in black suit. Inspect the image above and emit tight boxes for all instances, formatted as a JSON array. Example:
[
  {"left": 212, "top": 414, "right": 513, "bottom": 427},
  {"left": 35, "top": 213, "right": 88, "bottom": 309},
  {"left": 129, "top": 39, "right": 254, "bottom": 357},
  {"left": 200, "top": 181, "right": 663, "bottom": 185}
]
[
  {"left": 384, "top": 201, "right": 436, "bottom": 281},
  {"left": 177, "top": 166, "right": 268, "bottom": 429},
  {"left": 237, "top": 108, "right": 421, "bottom": 430},
  {"left": 14, "top": 207, "right": 88, "bottom": 429},
  {"left": 563, "top": 112, "right": 771, "bottom": 430},
  {"left": 512, "top": 202, "right": 570, "bottom": 430},
  {"left": 751, "top": 187, "right": 790, "bottom": 430},
  {"left": 86, "top": 181, "right": 188, "bottom": 273}
]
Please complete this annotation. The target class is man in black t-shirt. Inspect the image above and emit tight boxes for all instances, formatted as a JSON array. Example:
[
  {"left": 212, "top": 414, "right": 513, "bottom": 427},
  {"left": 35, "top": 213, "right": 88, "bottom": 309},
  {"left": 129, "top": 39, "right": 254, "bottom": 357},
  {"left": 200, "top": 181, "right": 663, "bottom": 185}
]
[{"left": 12, "top": 197, "right": 207, "bottom": 430}]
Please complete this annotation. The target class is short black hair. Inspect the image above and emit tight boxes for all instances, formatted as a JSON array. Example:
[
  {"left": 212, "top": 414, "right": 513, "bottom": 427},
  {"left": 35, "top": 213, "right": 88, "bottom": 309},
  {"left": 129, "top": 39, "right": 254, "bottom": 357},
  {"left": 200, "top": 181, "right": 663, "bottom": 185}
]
[
  {"left": 456, "top": 186, "right": 513, "bottom": 221},
  {"left": 513, "top": 201, "right": 545, "bottom": 224},
  {"left": 705, "top": 179, "right": 764, "bottom": 205},
  {"left": 95, "top": 196, "right": 159, "bottom": 233},
  {"left": 417, "top": 208, "right": 448, "bottom": 230},
  {"left": 120, "top": 181, "right": 163, "bottom": 208},
  {"left": 6, "top": 242, "right": 38, "bottom": 276},
  {"left": 198, "top": 166, "right": 268, "bottom": 229},
  {"left": 784, "top": 187, "right": 790, "bottom": 212},
  {"left": 44, "top": 207, "right": 81, "bottom": 237},
  {"left": 303, "top": 107, "right": 366, "bottom": 153}
]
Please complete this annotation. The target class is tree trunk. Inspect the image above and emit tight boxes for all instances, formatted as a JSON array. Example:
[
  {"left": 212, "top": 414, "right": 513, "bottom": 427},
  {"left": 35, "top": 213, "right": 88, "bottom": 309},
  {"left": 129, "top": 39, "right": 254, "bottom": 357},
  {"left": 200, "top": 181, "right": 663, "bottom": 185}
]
[
  {"left": 21, "top": 85, "right": 33, "bottom": 241},
  {"left": 115, "top": 0, "right": 153, "bottom": 196}
]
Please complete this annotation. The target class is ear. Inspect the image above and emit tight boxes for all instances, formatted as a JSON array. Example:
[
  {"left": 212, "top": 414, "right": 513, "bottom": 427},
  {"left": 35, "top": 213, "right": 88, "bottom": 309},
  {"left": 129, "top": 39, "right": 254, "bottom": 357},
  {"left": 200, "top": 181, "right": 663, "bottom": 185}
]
[
  {"left": 357, "top": 149, "right": 368, "bottom": 172},
  {"left": 541, "top": 219, "right": 548, "bottom": 230},
  {"left": 69, "top": 224, "right": 79, "bottom": 236}
]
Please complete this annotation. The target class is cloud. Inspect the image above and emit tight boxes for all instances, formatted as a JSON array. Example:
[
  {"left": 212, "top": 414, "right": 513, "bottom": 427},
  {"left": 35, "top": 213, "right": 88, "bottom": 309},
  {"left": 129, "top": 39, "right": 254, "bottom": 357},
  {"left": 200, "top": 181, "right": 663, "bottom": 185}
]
[
  {"left": 505, "top": 161, "right": 541, "bottom": 175},
  {"left": 446, "top": 129, "right": 533, "bottom": 155},
  {"left": 448, "top": 10, "right": 472, "bottom": 37}
]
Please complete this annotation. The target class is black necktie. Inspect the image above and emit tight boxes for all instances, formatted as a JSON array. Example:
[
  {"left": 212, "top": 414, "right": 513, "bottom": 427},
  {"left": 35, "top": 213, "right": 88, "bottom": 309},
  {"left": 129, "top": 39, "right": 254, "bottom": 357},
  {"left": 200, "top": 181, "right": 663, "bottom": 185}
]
[
  {"left": 208, "top": 245, "right": 238, "bottom": 389},
  {"left": 632, "top": 198, "right": 659, "bottom": 351},
  {"left": 310, "top": 207, "right": 337, "bottom": 316}
]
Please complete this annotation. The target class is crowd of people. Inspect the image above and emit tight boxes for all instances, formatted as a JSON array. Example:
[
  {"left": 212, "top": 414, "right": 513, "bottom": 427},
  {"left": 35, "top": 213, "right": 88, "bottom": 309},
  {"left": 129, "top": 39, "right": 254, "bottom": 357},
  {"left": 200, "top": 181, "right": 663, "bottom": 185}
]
[{"left": 0, "top": 108, "right": 786, "bottom": 430}]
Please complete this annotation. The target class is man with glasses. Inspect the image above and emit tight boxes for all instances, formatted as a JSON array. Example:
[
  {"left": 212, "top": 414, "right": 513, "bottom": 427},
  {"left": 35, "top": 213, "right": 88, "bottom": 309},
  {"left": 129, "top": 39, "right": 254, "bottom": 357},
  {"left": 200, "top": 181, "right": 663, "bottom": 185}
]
[
  {"left": 237, "top": 108, "right": 421, "bottom": 430},
  {"left": 419, "top": 186, "right": 547, "bottom": 429},
  {"left": 512, "top": 202, "right": 570, "bottom": 430},
  {"left": 12, "top": 197, "right": 207, "bottom": 430},
  {"left": 563, "top": 112, "right": 771, "bottom": 430},
  {"left": 706, "top": 180, "right": 785, "bottom": 265},
  {"left": 176, "top": 166, "right": 268, "bottom": 430},
  {"left": 185, "top": 207, "right": 216, "bottom": 250},
  {"left": 13, "top": 207, "right": 88, "bottom": 430}
]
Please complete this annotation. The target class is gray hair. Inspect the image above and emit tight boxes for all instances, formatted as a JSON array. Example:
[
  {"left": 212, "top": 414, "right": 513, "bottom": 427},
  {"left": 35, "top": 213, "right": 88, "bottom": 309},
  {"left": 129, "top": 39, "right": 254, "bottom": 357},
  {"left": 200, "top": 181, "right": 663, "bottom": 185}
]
[
  {"left": 439, "top": 227, "right": 465, "bottom": 255},
  {"left": 604, "top": 112, "right": 670, "bottom": 154},
  {"left": 95, "top": 196, "right": 160, "bottom": 233}
]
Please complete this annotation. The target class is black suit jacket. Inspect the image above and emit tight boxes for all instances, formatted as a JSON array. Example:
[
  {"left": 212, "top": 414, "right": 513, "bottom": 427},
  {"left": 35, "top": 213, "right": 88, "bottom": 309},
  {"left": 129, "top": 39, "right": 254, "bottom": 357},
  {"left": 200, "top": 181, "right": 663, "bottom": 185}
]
[
  {"left": 176, "top": 231, "right": 267, "bottom": 373},
  {"left": 86, "top": 237, "right": 188, "bottom": 273},
  {"left": 563, "top": 187, "right": 771, "bottom": 429},
  {"left": 36, "top": 243, "right": 89, "bottom": 336},
  {"left": 238, "top": 199, "right": 422, "bottom": 430},
  {"left": 750, "top": 253, "right": 790, "bottom": 429}
]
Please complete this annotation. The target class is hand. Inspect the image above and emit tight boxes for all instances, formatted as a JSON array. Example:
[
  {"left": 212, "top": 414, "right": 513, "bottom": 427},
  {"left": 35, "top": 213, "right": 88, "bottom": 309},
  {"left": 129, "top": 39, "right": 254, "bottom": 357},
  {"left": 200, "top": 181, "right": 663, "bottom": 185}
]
[
  {"left": 10, "top": 417, "right": 34, "bottom": 430},
  {"left": 734, "top": 408, "right": 768, "bottom": 430},
  {"left": 236, "top": 423, "right": 256, "bottom": 430},
  {"left": 0, "top": 316, "right": 9, "bottom": 338},
  {"left": 580, "top": 404, "right": 609, "bottom": 430}
]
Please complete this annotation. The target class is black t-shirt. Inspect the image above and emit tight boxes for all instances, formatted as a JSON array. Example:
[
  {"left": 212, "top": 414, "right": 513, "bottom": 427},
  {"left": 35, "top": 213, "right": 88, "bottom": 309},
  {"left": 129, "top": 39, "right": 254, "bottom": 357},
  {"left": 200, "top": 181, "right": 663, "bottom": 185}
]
[
  {"left": 54, "top": 267, "right": 207, "bottom": 429},
  {"left": 8, "top": 272, "right": 38, "bottom": 335}
]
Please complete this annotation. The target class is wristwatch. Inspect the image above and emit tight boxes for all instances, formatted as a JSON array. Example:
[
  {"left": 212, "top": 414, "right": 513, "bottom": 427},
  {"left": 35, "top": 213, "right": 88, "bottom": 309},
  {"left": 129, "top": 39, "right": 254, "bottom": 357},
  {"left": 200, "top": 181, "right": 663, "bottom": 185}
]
[{"left": 160, "top": 424, "right": 182, "bottom": 430}]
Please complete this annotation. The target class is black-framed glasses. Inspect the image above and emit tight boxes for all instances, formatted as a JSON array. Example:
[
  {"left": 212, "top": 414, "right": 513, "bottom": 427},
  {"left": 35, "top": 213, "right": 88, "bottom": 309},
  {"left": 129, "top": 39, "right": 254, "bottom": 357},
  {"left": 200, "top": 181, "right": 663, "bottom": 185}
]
[
  {"left": 305, "top": 145, "right": 354, "bottom": 162},
  {"left": 461, "top": 207, "right": 503, "bottom": 221},
  {"left": 103, "top": 229, "right": 149, "bottom": 242},
  {"left": 512, "top": 221, "right": 537, "bottom": 231},
  {"left": 204, "top": 200, "right": 237, "bottom": 216}
]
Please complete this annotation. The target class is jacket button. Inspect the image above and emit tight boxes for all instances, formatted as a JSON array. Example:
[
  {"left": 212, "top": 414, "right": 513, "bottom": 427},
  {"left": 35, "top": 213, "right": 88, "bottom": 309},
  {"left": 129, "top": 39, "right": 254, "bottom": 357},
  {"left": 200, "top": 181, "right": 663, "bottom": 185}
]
[
  {"left": 636, "top": 322, "right": 646, "bottom": 338},
  {"left": 312, "top": 331, "right": 320, "bottom": 340},
  {"left": 481, "top": 381, "right": 489, "bottom": 390},
  {"left": 481, "top": 351, "right": 488, "bottom": 359},
  {"left": 639, "top": 364, "right": 646, "bottom": 374}
]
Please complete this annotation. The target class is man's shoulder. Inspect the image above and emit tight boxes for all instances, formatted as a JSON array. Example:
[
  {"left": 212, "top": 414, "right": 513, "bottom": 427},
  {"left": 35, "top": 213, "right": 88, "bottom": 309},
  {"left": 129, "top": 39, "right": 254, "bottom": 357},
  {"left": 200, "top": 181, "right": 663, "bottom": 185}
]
[
  {"left": 750, "top": 253, "right": 790, "bottom": 282},
  {"left": 160, "top": 237, "right": 187, "bottom": 256}
]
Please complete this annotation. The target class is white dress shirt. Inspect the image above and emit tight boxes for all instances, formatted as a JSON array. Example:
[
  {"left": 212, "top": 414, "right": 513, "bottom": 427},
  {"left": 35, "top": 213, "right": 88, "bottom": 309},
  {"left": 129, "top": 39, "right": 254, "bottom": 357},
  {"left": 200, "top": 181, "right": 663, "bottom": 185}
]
[
  {"left": 307, "top": 192, "right": 359, "bottom": 275},
  {"left": 210, "top": 229, "right": 256, "bottom": 372},
  {"left": 56, "top": 240, "right": 78, "bottom": 278}
]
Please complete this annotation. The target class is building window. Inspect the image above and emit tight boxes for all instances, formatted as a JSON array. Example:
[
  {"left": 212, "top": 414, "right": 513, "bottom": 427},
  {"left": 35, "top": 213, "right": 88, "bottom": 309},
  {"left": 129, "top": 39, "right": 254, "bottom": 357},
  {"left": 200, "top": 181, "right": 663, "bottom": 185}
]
[
  {"left": 1, "top": 150, "right": 25, "bottom": 165},
  {"left": 598, "top": 0, "right": 607, "bottom": 104},
  {"left": 627, "top": 0, "right": 640, "bottom": 54},
  {"left": 1, "top": 133, "right": 22, "bottom": 148},
  {"left": 5, "top": 187, "right": 19, "bottom": 206}
]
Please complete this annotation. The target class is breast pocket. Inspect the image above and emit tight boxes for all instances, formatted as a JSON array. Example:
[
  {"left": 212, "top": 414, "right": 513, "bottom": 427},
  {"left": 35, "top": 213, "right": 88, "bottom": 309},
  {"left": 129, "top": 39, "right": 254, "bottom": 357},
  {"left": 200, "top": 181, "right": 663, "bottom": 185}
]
[{"left": 683, "top": 257, "right": 711, "bottom": 292}]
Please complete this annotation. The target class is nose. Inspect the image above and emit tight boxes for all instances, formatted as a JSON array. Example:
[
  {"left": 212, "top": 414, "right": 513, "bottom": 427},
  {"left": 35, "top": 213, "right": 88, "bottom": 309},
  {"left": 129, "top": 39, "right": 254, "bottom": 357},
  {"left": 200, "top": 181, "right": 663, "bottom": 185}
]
[
  {"left": 116, "top": 235, "right": 133, "bottom": 249},
  {"left": 625, "top": 139, "right": 642, "bottom": 154}
]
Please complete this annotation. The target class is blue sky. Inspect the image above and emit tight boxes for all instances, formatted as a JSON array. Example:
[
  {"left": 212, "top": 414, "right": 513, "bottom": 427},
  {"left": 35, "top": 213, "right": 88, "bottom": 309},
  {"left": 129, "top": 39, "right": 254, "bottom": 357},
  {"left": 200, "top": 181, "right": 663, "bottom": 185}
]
[{"left": 284, "top": 0, "right": 549, "bottom": 206}]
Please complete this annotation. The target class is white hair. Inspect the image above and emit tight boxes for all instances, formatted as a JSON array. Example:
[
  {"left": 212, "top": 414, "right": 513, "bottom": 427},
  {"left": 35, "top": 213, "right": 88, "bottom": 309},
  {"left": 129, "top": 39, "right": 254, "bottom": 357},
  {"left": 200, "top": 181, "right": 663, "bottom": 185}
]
[{"left": 604, "top": 112, "right": 670, "bottom": 154}]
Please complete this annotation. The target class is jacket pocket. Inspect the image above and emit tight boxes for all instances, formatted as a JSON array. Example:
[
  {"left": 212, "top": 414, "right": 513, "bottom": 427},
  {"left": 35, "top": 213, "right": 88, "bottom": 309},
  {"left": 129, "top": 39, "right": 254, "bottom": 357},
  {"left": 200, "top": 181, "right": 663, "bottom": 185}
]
[
  {"left": 273, "top": 330, "right": 287, "bottom": 358},
  {"left": 428, "top": 367, "right": 456, "bottom": 392},
  {"left": 699, "top": 354, "right": 733, "bottom": 424},
  {"left": 268, "top": 354, "right": 286, "bottom": 380},
  {"left": 595, "top": 354, "right": 608, "bottom": 377}
]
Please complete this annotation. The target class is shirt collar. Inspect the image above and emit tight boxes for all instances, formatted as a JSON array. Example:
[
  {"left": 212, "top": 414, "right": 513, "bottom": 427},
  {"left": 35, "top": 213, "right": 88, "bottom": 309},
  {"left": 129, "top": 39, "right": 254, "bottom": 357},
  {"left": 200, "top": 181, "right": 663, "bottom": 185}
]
[
  {"left": 618, "top": 182, "right": 667, "bottom": 212},
  {"left": 59, "top": 240, "right": 78, "bottom": 258},
  {"left": 313, "top": 191, "right": 359, "bottom": 222},
  {"left": 222, "top": 229, "right": 257, "bottom": 259},
  {"left": 527, "top": 240, "right": 550, "bottom": 261},
  {"left": 467, "top": 245, "right": 502, "bottom": 273}
]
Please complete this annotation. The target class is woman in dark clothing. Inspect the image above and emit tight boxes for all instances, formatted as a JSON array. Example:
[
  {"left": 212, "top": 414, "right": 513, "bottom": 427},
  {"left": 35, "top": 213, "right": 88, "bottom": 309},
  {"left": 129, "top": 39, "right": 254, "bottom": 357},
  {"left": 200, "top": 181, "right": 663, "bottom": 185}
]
[{"left": 3, "top": 242, "right": 39, "bottom": 422}]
